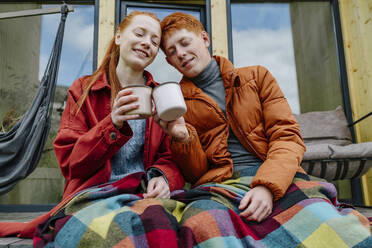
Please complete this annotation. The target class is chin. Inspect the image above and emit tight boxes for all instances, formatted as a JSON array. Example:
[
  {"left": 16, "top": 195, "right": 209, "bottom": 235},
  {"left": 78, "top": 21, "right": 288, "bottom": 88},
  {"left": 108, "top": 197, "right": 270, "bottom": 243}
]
[
  {"left": 133, "top": 59, "right": 152, "bottom": 70},
  {"left": 185, "top": 69, "right": 200, "bottom": 78}
]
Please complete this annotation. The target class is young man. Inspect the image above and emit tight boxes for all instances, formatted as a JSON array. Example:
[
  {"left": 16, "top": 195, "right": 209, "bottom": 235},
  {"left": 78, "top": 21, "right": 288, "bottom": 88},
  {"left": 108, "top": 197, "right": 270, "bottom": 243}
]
[
  {"left": 153, "top": 12, "right": 372, "bottom": 247},
  {"left": 155, "top": 12, "right": 306, "bottom": 222}
]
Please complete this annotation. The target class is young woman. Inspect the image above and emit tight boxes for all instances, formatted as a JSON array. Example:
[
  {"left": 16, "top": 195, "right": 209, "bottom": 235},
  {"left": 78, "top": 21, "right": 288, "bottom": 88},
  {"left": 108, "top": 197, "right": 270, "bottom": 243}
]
[
  {"left": 0, "top": 11, "right": 184, "bottom": 246},
  {"left": 53, "top": 10, "right": 184, "bottom": 202}
]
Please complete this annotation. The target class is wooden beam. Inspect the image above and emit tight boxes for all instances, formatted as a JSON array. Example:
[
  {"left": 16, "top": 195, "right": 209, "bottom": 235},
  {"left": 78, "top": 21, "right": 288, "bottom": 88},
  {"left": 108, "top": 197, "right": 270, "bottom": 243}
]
[
  {"left": 0, "top": 6, "right": 74, "bottom": 20},
  {"left": 339, "top": 0, "right": 372, "bottom": 205},
  {"left": 97, "top": 0, "right": 116, "bottom": 66},
  {"left": 210, "top": 0, "right": 228, "bottom": 57}
]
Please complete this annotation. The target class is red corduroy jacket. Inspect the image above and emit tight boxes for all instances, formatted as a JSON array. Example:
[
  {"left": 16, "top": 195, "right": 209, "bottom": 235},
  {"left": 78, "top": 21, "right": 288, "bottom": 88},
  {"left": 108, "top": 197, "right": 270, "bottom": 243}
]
[{"left": 0, "top": 71, "right": 184, "bottom": 238}]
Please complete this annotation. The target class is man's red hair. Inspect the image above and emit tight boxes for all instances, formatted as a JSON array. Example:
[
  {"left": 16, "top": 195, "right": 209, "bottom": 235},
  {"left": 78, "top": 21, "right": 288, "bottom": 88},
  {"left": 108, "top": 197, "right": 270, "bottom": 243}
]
[{"left": 160, "top": 12, "right": 205, "bottom": 50}]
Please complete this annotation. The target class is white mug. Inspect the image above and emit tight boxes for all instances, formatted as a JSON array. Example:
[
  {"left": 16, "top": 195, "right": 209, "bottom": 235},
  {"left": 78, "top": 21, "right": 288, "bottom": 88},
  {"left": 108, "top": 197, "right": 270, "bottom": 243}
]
[
  {"left": 153, "top": 82, "right": 187, "bottom": 121},
  {"left": 123, "top": 85, "right": 152, "bottom": 118}
]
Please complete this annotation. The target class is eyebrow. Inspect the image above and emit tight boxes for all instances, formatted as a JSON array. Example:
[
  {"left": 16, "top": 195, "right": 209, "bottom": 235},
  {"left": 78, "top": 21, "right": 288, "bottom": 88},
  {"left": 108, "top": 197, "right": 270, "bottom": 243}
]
[
  {"left": 167, "top": 37, "right": 188, "bottom": 50},
  {"left": 135, "top": 27, "right": 160, "bottom": 39}
]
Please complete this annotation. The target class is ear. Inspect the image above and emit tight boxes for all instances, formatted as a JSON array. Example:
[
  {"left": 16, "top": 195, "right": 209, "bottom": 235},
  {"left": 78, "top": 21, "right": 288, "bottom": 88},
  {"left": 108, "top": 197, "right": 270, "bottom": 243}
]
[
  {"left": 200, "top": 31, "right": 210, "bottom": 48},
  {"left": 115, "top": 32, "right": 121, "bottom": 45}
]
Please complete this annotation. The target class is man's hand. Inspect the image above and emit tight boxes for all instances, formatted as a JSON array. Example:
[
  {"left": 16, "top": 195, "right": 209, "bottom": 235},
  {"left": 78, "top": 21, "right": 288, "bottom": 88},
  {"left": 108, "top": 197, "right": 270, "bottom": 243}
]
[
  {"left": 239, "top": 185, "right": 273, "bottom": 222},
  {"left": 143, "top": 176, "right": 170, "bottom": 199},
  {"left": 153, "top": 115, "right": 189, "bottom": 142}
]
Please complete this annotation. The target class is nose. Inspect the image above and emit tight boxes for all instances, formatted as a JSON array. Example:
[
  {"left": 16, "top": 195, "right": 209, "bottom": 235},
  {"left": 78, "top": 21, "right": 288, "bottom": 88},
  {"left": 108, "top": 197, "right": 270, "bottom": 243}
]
[
  {"left": 141, "top": 36, "right": 151, "bottom": 49},
  {"left": 176, "top": 47, "right": 186, "bottom": 60}
]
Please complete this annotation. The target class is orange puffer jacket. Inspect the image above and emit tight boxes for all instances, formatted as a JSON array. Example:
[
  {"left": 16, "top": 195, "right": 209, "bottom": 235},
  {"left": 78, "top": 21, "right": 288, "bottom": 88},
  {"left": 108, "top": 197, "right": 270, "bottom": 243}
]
[{"left": 170, "top": 56, "right": 306, "bottom": 201}]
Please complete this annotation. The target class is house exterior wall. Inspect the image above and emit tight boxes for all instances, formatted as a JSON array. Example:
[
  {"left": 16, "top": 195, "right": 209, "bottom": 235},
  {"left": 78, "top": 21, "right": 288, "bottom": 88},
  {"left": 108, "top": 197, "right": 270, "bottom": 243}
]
[
  {"left": 1, "top": 0, "right": 371, "bottom": 205},
  {"left": 339, "top": 0, "right": 372, "bottom": 205},
  {"left": 0, "top": 3, "right": 65, "bottom": 204}
]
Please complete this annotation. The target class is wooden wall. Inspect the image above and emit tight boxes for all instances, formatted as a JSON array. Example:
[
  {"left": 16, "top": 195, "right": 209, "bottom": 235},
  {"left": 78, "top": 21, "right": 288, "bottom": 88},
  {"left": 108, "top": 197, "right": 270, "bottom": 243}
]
[
  {"left": 339, "top": 0, "right": 372, "bottom": 205},
  {"left": 94, "top": 0, "right": 372, "bottom": 205},
  {"left": 97, "top": 0, "right": 115, "bottom": 66},
  {"left": 210, "top": 0, "right": 228, "bottom": 57}
]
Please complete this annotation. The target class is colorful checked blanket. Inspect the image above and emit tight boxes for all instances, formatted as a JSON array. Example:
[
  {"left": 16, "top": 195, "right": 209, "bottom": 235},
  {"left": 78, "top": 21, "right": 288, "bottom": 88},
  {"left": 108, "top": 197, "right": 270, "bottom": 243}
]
[{"left": 34, "top": 166, "right": 372, "bottom": 247}]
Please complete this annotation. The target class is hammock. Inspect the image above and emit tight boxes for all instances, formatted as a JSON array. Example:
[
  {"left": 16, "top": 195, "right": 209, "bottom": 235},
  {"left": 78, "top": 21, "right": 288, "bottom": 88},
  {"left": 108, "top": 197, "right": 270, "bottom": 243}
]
[{"left": 0, "top": 5, "right": 69, "bottom": 195}]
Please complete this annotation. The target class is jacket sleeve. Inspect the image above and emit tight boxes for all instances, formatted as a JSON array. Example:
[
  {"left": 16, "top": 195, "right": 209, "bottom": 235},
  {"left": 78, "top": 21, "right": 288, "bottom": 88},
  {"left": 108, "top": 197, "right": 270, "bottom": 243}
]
[
  {"left": 53, "top": 82, "right": 133, "bottom": 181},
  {"left": 148, "top": 131, "right": 185, "bottom": 191},
  {"left": 169, "top": 123, "right": 209, "bottom": 184},
  {"left": 250, "top": 66, "right": 306, "bottom": 201}
]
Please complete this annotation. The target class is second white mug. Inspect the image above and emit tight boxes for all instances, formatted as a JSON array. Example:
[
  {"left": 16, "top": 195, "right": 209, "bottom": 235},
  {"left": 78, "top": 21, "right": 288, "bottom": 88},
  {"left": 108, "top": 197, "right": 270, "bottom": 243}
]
[{"left": 153, "top": 82, "right": 187, "bottom": 121}]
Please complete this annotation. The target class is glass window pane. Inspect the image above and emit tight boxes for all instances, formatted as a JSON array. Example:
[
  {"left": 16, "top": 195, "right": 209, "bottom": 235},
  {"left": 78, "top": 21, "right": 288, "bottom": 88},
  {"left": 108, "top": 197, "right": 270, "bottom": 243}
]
[
  {"left": 40, "top": 5, "right": 94, "bottom": 87},
  {"left": 231, "top": 1, "right": 343, "bottom": 114},
  {"left": 289, "top": 1, "right": 342, "bottom": 113},
  {"left": 0, "top": 3, "right": 94, "bottom": 204},
  {"left": 231, "top": 3, "right": 300, "bottom": 114},
  {"left": 126, "top": 6, "right": 201, "bottom": 84}
]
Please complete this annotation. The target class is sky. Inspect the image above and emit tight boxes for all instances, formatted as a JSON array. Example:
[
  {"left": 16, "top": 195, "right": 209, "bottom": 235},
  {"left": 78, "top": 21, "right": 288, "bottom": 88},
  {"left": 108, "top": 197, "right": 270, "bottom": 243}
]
[
  {"left": 39, "top": 3, "right": 300, "bottom": 113},
  {"left": 39, "top": 5, "right": 94, "bottom": 87},
  {"left": 231, "top": 3, "right": 300, "bottom": 114}
]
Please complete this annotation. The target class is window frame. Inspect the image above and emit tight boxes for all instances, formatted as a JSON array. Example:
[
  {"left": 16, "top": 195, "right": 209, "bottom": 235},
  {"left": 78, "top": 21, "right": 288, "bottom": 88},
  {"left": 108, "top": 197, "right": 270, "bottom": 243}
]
[
  {"left": 227, "top": 0, "right": 353, "bottom": 138},
  {"left": 0, "top": 1, "right": 98, "bottom": 70},
  {"left": 227, "top": 0, "right": 361, "bottom": 204},
  {"left": 116, "top": 0, "right": 212, "bottom": 54}
]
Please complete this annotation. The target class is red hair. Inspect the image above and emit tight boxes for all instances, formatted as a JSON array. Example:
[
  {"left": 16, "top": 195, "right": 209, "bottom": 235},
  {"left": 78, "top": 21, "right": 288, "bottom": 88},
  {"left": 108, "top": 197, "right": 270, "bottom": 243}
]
[
  {"left": 160, "top": 12, "right": 205, "bottom": 51},
  {"left": 75, "top": 11, "right": 160, "bottom": 114}
]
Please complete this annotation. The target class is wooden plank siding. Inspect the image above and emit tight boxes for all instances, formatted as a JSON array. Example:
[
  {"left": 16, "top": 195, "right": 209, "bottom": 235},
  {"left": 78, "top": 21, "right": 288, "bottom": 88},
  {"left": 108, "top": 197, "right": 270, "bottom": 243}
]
[
  {"left": 339, "top": 0, "right": 372, "bottom": 205},
  {"left": 210, "top": 0, "right": 229, "bottom": 57},
  {"left": 97, "top": 0, "right": 115, "bottom": 66}
]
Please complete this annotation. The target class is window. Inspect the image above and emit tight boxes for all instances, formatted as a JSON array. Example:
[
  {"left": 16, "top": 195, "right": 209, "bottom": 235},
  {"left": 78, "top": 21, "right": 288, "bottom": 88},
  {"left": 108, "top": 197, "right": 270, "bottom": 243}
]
[
  {"left": 119, "top": 1, "right": 209, "bottom": 84},
  {"left": 0, "top": 2, "right": 95, "bottom": 204},
  {"left": 40, "top": 4, "right": 94, "bottom": 87},
  {"left": 230, "top": 1, "right": 344, "bottom": 115}
]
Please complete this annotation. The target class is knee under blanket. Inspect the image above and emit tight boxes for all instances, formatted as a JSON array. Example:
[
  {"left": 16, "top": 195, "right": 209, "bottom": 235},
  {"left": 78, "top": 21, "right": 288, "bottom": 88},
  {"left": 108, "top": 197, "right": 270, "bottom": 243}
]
[{"left": 34, "top": 167, "right": 372, "bottom": 248}]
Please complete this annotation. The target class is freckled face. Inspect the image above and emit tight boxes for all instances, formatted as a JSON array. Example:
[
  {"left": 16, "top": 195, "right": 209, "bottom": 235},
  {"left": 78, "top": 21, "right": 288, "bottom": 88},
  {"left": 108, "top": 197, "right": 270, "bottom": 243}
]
[
  {"left": 164, "top": 29, "right": 211, "bottom": 78},
  {"left": 115, "top": 15, "right": 161, "bottom": 71}
]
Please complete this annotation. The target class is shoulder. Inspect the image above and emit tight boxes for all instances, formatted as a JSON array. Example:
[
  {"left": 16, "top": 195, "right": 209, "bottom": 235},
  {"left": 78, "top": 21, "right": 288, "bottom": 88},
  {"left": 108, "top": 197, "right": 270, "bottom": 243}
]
[
  {"left": 234, "top": 65, "right": 277, "bottom": 92},
  {"left": 68, "top": 75, "right": 91, "bottom": 97},
  {"left": 236, "top": 65, "right": 271, "bottom": 81}
]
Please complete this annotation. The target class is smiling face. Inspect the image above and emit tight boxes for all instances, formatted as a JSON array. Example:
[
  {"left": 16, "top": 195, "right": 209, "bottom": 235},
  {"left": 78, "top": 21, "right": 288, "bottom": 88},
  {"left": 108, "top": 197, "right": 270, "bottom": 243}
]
[
  {"left": 163, "top": 29, "right": 211, "bottom": 78},
  {"left": 115, "top": 14, "right": 161, "bottom": 71}
]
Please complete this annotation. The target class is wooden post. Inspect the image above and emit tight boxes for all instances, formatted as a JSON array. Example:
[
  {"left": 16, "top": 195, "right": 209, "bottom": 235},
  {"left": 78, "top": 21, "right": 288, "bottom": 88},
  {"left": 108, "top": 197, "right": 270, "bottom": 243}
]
[
  {"left": 97, "top": 0, "right": 116, "bottom": 66},
  {"left": 210, "top": 0, "right": 228, "bottom": 57},
  {"left": 339, "top": 0, "right": 372, "bottom": 205}
]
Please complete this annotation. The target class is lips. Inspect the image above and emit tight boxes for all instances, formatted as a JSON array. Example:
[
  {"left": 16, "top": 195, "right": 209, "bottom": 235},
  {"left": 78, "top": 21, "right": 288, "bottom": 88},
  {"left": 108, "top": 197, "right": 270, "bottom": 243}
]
[
  {"left": 182, "top": 57, "right": 194, "bottom": 68},
  {"left": 133, "top": 49, "right": 149, "bottom": 57}
]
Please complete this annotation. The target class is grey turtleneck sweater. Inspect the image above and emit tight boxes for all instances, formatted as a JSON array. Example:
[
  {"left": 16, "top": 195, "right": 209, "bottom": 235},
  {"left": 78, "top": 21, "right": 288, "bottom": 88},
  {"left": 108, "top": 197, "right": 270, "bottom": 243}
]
[{"left": 190, "top": 58, "right": 262, "bottom": 170}]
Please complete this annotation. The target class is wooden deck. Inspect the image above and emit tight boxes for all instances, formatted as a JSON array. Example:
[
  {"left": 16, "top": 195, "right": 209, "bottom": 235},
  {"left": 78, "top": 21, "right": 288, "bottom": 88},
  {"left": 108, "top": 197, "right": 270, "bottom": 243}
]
[
  {"left": 0, "top": 212, "right": 45, "bottom": 247},
  {"left": 0, "top": 207, "right": 371, "bottom": 247}
]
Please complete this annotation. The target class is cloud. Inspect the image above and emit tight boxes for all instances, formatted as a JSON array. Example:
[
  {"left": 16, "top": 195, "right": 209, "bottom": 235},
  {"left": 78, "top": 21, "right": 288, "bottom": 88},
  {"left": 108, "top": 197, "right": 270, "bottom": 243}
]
[
  {"left": 40, "top": 5, "right": 94, "bottom": 54},
  {"left": 232, "top": 28, "right": 300, "bottom": 114},
  {"left": 63, "top": 15, "right": 94, "bottom": 53},
  {"left": 39, "top": 5, "right": 94, "bottom": 85}
]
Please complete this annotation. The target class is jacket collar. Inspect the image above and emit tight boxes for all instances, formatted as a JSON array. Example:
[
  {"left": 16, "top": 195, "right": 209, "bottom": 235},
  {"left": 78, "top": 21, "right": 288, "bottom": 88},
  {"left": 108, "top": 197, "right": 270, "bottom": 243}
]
[
  {"left": 179, "top": 56, "right": 238, "bottom": 97},
  {"left": 91, "top": 70, "right": 157, "bottom": 92}
]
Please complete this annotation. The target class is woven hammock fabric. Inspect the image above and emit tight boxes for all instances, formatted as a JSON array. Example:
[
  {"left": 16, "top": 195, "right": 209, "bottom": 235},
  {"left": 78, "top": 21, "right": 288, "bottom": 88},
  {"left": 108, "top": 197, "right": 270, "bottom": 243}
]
[{"left": 0, "top": 5, "right": 69, "bottom": 194}]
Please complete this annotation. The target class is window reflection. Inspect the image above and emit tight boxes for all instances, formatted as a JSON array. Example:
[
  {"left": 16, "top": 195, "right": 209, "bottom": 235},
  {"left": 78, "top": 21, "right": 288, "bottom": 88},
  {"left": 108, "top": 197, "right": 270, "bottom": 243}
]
[
  {"left": 40, "top": 5, "right": 94, "bottom": 86},
  {"left": 231, "top": 3, "right": 300, "bottom": 114}
]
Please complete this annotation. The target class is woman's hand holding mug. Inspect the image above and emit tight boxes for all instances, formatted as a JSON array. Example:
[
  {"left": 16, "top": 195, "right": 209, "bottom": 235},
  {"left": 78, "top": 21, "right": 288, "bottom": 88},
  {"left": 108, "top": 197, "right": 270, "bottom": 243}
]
[{"left": 111, "top": 88, "right": 141, "bottom": 129}]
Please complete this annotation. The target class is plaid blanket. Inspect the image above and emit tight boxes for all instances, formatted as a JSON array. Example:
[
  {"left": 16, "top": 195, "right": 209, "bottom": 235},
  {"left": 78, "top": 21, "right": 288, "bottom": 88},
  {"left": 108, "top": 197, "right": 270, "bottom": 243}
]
[{"left": 34, "top": 167, "right": 372, "bottom": 247}]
